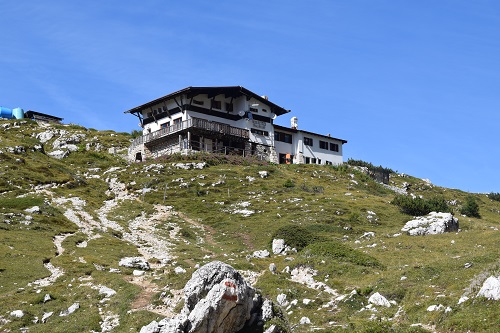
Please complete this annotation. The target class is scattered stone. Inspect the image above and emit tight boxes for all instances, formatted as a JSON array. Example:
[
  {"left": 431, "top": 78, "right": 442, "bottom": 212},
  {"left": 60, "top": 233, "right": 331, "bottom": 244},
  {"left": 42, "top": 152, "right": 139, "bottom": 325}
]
[
  {"left": 261, "top": 299, "right": 274, "bottom": 321},
  {"left": 10, "top": 310, "right": 24, "bottom": 318},
  {"left": 477, "top": 276, "right": 500, "bottom": 300},
  {"left": 299, "top": 317, "right": 311, "bottom": 325},
  {"left": 269, "top": 263, "right": 277, "bottom": 274},
  {"left": 43, "top": 294, "right": 52, "bottom": 303},
  {"left": 174, "top": 266, "right": 186, "bottom": 274},
  {"left": 59, "top": 303, "right": 80, "bottom": 316},
  {"left": 276, "top": 293, "right": 288, "bottom": 306},
  {"left": 119, "top": 257, "right": 150, "bottom": 270},
  {"left": 133, "top": 270, "right": 145, "bottom": 276},
  {"left": 427, "top": 304, "right": 444, "bottom": 312},
  {"left": 259, "top": 171, "right": 269, "bottom": 178},
  {"left": 252, "top": 249, "right": 270, "bottom": 258},
  {"left": 368, "top": 292, "right": 391, "bottom": 307},
  {"left": 42, "top": 312, "right": 53, "bottom": 323},
  {"left": 25, "top": 206, "right": 41, "bottom": 214},
  {"left": 48, "top": 149, "right": 69, "bottom": 159},
  {"left": 99, "top": 286, "right": 117, "bottom": 298},
  {"left": 401, "top": 212, "right": 459, "bottom": 236},
  {"left": 272, "top": 238, "right": 287, "bottom": 254}
]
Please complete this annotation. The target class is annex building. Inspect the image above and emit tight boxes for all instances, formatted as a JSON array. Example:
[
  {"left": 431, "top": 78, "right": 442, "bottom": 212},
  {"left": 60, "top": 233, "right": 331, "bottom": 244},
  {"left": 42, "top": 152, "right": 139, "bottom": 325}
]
[{"left": 125, "top": 86, "right": 347, "bottom": 165}]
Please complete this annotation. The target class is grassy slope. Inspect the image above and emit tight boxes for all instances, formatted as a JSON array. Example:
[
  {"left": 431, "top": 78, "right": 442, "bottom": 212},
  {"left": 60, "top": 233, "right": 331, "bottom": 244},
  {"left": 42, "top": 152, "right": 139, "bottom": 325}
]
[{"left": 0, "top": 119, "right": 499, "bottom": 332}]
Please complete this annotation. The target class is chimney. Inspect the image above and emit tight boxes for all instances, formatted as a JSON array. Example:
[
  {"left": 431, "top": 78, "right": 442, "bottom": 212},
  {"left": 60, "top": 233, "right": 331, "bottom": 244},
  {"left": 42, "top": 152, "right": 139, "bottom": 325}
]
[
  {"left": 261, "top": 95, "right": 269, "bottom": 100},
  {"left": 291, "top": 117, "right": 298, "bottom": 129}
]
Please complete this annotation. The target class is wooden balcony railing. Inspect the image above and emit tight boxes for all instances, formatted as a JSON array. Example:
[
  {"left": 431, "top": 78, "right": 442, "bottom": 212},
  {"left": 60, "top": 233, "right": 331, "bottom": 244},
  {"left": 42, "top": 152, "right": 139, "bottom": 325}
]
[{"left": 129, "top": 117, "right": 249, "bottom": 151}]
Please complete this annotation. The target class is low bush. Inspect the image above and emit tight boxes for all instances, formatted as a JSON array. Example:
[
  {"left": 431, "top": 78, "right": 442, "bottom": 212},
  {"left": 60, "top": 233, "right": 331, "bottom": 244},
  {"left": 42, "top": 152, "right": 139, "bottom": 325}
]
[
  {"left": 391, "top": 194, "right": 450, "bottom": 216},
  {"left": 461, "top": 195, "right": 480, "bottom": 218},
  {"left": 271, "top": 225, "right": 320, "bottom": 251},
  {"left": 488, "top": 192, "right": 500, "bottom": 202},
  {"left": 303, "top": 241, "right": 384, "bottom": 268}
]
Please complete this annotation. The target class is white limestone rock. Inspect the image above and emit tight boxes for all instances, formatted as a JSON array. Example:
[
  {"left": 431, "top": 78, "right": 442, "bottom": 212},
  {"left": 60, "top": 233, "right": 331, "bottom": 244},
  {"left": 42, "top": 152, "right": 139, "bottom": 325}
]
[
  {"left": 140, "top": 261, "right": 258, "bottom": 333},
  {"left": 10, "top": 310, "right": 24, "bottom": 318},
  {"left": 174, "top": 266, "right": 187, "bottom": 274},
  {"left": 259, "top": 171, "right": 269, "bottom": 178},
  {"left": 427, "top": 304, "right": 444, "bottom": 312},
  {"left": 48, "top": 149, "right": 69, "bottom": 159},
  {"left": 261, "top": 299, "right": 274, "bottom": 322},
  {"left": 401, "top": 212, "right": 459, "bottom": 236},
  {"left": 252, "top": 249, "right": 270, "bottom": 258},
  {"left": 25, "top": 206, "right": 41, "bottom": 214},
  {"left": 272, "top": 239, "right": 286, "bottom": 254},
  {"left": 119, "top": 257, "right": 150, "bottom": 270},
  {"left": 99, "top": 286, "right": 117, "bottom": 298},
  {"left": 59, "top": 303, "right": 80, "bottom": 316},
  {"left": 42, "top": 311, "right": 53, "bottom": 323},
  {"left": 299, "top": 317, "right": 311, "bottom": 325},
  {"left": 477, "top": 276, "right": 500, "bottom": 300},
  {"left": 368, "top": 292, "right": 391, "bottom": 307},
  {"left": 276, "top": 293, "right": 288, "bottom": 306}
]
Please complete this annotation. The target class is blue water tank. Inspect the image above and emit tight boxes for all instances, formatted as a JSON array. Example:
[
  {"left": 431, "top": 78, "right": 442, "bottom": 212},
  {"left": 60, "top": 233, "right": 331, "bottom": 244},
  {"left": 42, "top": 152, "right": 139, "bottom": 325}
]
[
  {"left": 12, "top": 107, "right": 24, "bottom": 119},
  {"left": 0, "top": 106, "right": 13, "bottom": 119}
]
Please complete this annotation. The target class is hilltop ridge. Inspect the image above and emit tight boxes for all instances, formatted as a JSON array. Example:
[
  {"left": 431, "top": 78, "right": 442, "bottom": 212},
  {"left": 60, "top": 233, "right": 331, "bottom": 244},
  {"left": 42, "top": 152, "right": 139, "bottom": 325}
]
[{"left": 0, "top": 118, "right": 499, "bottom": 332}]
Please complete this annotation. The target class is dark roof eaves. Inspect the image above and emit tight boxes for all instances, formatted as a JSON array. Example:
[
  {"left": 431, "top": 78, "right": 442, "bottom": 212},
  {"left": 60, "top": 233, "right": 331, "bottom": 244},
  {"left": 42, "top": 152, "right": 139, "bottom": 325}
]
[{"left": 124, "top": 86, "right": 290, "bottom": 116}]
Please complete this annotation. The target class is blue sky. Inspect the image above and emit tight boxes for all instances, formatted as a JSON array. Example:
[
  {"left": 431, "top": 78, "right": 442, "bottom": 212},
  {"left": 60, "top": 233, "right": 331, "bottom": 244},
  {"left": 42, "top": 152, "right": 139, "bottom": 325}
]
[{"left": 1, "top": 1, "right": 499, "bottom": 193}]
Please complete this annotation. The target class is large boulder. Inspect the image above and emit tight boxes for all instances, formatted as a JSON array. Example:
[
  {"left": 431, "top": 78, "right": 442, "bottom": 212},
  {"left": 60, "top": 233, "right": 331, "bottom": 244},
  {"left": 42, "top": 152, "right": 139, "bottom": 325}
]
[
  {"left": 401, "top": 212, "right": 459, "bottom": 236},
  {"left": 140, "top": 261, "right": 272, "bottom": 333},
  {"left": 477, "top": 276, "right": 500, "bottom": 300}
]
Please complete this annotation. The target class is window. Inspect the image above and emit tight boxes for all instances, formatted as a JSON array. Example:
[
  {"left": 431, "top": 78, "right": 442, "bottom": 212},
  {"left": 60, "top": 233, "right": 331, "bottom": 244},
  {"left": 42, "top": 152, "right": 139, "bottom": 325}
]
[
  {"left": 330, "top": 143, "right": 339, "bottom": 152},
  {"left": 319, "top": 140, "right": 328, "bottom": 150},
  {"left": 173, "top": 118, "right": 181, "bottom": 125},
  {"left": 311, "top": 158, "right": 316, "bottom": 164},
  {"left": 251, "top": 128, "right": 269, "bottom": 136},
  {"left": 146, "top": 112, "right": 153, "bottom": 118},
  {"left": 261, "top": 108, "right": 268, "bottom": 112},
  {"left": 160, "top": 122, "right": 170, "bottom": 129},
  {"left": 211, "top": 100, "right": 221, "bottom": 109},
  {"left": 193, "top": 99, "right": 204, "bottom": 106},
  {"left": 305, "top": 157, "right": 310, "bottom": 164},
  {"left": 326, "top": 161, "right": 332, "bottom": 165},
  {"left": 226, "top": 103, "right": 233, "bottom": 112},
  {"left": 304, "top": 137, "right": 313, "bottom": 146},
  {"left": 275, "top": 131, "right": 292, "bottom": 143},
  {"left": 249, "top": 107, "right": 258, "bottom": 113},
  {"left": 317, "top": 159, "right": 321, "bottom": 164}
]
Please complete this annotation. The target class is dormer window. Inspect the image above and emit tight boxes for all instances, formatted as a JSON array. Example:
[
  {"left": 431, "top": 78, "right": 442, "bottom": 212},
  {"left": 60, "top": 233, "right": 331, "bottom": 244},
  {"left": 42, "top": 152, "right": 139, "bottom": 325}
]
[{"left": 249, "top": 107, "right": 258, "bottom": 113}]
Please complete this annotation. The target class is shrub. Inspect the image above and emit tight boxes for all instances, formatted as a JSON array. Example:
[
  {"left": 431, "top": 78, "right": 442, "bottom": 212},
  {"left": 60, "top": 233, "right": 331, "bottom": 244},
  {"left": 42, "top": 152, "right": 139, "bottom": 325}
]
[
  {"left": 347, "top": 158, "right": 395, "bottom": 174},
  {"left": 271, "top": 225, "right": 319, "bottom": 250},
  {"left": 303, "top": 241, "right": 384, "bottom": 268},
  {"left": 488, "top": 192, "right": 500, "bottom": 202},
  {"left": 391, "top": 194, "right": 450, "bottom": 216},
  {"left": 461, "top": 195, "right": 480, "bottom": 218},
  {"left": 283, "top": 179, "right": 295, "bottom": 188}
]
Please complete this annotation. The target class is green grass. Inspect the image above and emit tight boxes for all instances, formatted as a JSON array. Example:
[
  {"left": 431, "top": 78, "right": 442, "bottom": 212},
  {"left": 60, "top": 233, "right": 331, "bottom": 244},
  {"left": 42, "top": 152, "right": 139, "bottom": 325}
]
[{"left": 1, "top": 121, "right": 500, "bottom": 332}]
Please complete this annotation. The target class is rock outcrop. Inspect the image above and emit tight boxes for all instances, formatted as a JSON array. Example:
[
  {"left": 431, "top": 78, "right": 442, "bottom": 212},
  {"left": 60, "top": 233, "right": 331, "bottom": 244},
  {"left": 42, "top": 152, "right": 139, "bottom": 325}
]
[
  {"left": 477, "top": 276, "right": 500, "bottom": 300},
  {"left": 140, "top": 261, "right": 274, "bottom": 333},
  {"left": 401, "top": 212, "right": 459, "bottom": 236}
]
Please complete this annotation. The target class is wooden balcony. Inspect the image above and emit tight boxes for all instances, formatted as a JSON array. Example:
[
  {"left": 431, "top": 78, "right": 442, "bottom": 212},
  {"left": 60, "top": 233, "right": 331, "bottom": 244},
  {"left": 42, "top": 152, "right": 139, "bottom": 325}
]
[{"left": 129, "top": 117, "right": 249, "bottom": 150}]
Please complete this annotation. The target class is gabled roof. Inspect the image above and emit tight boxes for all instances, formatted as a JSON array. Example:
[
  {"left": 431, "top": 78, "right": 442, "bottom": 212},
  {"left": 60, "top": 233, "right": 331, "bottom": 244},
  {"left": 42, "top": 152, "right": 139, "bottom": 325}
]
[{"left": 124, "top": 86, "right": 290, "bottom": 116}]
